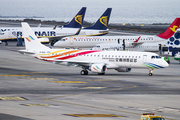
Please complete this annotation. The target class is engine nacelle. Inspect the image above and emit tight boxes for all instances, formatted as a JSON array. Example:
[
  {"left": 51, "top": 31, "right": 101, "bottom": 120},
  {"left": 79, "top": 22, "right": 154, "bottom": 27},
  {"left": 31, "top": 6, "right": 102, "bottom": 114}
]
[
  {"left": 125, "top": 42, "right": 134, "bottom": 47},
  {"left": 90, "top": 64, "right": 107, "bottom": 73},
  {"left": 115, "top": 68, "right": 131, "bottom": 72},
  {"left": 38, "top": 37, "right": 49, "bottom": 44}
]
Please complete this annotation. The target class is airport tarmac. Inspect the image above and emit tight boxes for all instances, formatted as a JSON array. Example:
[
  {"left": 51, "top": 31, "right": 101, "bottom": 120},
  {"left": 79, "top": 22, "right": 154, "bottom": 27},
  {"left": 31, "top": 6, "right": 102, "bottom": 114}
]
[
  {"left": 0, "top": 42, "right": 180, "bottom": 120},
  {"left": 0, "top": 22, "right": 180, "bottom": 120}
]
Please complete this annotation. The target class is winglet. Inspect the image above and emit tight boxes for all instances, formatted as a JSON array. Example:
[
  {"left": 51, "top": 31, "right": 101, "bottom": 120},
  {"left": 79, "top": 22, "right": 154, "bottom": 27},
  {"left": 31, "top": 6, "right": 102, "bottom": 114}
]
[
  {"left": 134, "top": 36, "right": 141, "bottom": 43},
  {"left": 157, "top": 18, "right": 180, "bottom": 39},
  {"left": 84, "top": 8, "right": 112, "bottom": 30},
  {"left": 22, "top": 22, "right": 50, "bottom": 50},
  {"left": 63, "top": 7, "right": 86, "bottom": 28}
]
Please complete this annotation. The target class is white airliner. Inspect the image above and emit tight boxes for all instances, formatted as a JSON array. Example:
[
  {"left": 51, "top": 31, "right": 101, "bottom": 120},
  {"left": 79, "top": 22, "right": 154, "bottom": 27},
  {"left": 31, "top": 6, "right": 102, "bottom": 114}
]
[
  {"left": 19, "top": 22, "right": 169, "bottom": 76},
  {"left": 91, "top": 42, "right": 164, "bottom": 52},
  {"left": 91, "top": 36, "right": 168, "bottom": 51},
  {"left": 54, "top": 18, "right": 180, "bottom": 48},
  {"left": 0, "top": 7, "right": 87, "bottom": 45}
]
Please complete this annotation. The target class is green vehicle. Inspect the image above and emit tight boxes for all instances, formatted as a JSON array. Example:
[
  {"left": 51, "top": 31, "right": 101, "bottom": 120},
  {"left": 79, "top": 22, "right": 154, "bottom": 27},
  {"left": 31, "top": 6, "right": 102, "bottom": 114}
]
[
  {"left": 164, "top": 57, "right": 170, "bottom": 64},
  {"left": 174, "top": 53, "right": 180, "bottom": 63}
]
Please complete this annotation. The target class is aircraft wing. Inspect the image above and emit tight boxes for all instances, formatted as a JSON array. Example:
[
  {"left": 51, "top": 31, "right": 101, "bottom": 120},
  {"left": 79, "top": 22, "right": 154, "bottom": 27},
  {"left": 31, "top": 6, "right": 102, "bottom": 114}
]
[
  {"left": 131, "top": 36, "right": 142, "bottom": 46},
  {"left": 48, "top": 35, "right": 69, "bottom": 41},
  {"left": 18, "top": 50, "right": 35, "bottom": 55},
  {"left": 46, "top": 28, "right": 82, "bottom": 45},
  {"left": 132, "top": 42, "right": 144, "bottom": 46}
]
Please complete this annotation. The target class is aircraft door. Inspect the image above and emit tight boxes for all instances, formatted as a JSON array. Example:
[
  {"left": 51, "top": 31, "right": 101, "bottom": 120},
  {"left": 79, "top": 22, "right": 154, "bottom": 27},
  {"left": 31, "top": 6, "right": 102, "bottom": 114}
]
[
  {"left": 143, "top": 55, "right": 147, "bottom": 63},
  {"left": 70, "top": 37, "right": 74, "bottom": 45}
]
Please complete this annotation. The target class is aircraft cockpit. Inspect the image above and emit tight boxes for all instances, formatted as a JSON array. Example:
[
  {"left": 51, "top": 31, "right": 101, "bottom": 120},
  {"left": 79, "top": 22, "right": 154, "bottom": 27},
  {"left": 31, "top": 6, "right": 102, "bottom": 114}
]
[
  {"left": 0, "top": 29, "right": 4, "bottom": 35},
  {"left": 151, "top": 56, "right": 161, "bottom": 59},
  {"left": 59, "top": 38, "right": 66, "bottom": 41}
]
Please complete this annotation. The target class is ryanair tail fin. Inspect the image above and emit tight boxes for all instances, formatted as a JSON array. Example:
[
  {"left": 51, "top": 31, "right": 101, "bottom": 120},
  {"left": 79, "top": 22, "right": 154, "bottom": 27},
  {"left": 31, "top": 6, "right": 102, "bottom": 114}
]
[
  {"left": 64, "top": 7, "right": 86, "bottom": 28},
  {"left": 21, "top": 22, "right": 50, "bottom": 51},
  {"left": 157, "top": 18, "right": 180, "bottom": 39},
  {"left": 84, "top": 8, "right": 112, "bottom": 30}
]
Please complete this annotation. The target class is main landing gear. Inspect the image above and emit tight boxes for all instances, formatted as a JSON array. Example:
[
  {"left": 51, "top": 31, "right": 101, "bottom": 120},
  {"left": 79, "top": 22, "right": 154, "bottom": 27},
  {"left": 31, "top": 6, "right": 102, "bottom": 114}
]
[
  {"left": 80, "top": 70, "right": 88, "bottom": 75},
  {"left": 149, "top": 70, "right": 153, "bottom": 76},
  {"left": 80, "top": 70, "right": 105, "bottom": 75}
]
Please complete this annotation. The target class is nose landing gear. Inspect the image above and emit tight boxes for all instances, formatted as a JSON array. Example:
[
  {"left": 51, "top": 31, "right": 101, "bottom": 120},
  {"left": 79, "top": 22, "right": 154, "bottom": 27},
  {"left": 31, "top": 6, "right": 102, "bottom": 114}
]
[{"left": 149, "top": 70, "right": 153, "bottom": 76}]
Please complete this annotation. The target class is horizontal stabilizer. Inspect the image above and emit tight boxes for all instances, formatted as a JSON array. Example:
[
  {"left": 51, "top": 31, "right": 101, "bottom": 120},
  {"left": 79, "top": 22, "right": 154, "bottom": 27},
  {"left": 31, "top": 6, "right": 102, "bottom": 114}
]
[{"left": 18, "top": 50, "right": 35, "bottom": 55}]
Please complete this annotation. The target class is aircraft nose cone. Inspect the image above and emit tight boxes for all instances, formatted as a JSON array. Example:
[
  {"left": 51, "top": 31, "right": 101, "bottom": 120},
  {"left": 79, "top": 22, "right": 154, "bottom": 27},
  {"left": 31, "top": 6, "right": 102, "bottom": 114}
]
[
  {"left": 163, "top": 60, "right": 169, "bottom": 67},
  {"left": 53, "top": 41, "right": 59, "bottom": 46}
]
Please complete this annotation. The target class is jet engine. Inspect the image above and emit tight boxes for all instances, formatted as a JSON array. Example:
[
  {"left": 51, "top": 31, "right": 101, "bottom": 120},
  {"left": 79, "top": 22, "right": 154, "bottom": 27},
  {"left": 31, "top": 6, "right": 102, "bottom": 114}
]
[
  {"left": 38, "top": 37, "right": 49, "bottom": 44},
  {"left": 90, "top": 64, "right": 107, "bottom": 73},
  {"left": 115, "top": 68, "right": 131, "bottom": 72}
]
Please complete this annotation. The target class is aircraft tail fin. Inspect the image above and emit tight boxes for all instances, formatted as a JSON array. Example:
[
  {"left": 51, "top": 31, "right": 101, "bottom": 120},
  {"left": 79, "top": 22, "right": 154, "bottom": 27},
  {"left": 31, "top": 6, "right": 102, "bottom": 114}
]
[
  {"left": 157, "top": 18, "right": 180, "bottom": 39},
  {"left": 21, "top": 22, "right": 50, "bottom": 50},
  {"left": 84, "top": 8, "right": 112, "bottom": 30},
  {"left": 63, "top": 7, "right": 86, "bottom": 28}
]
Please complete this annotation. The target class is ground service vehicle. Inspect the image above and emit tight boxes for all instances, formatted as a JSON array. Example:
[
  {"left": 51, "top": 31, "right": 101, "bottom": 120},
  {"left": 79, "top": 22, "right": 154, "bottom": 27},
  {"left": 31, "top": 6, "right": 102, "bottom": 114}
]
[{"left": 140, "top": 113, "right": 165, "bottom": 120}]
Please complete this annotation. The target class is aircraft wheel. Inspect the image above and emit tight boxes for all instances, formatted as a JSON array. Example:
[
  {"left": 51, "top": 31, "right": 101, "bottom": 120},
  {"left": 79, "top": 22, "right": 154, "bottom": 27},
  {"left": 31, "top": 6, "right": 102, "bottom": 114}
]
[
  {"left": 80, "top": 70, "right": 88, "bottom": 75},
  {"left": 149, "top": 73, "right": 153, "bottom": 76},
  {"left": 5, "top": 42, "right": 8, "bottom": 46},
  {"left": 149, "top": 70, "right": 153, "bottom": 76},
  {"left": 51, "top": 41, "right": 55, "bottom": 46}
]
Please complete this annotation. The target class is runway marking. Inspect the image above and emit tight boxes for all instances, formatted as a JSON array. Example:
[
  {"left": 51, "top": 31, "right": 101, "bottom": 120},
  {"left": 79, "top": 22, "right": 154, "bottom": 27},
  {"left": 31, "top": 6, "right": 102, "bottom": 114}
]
[
  {"left": 27, "top": 78, "right": 58, "bottom": 80},
  {"left": 86, "top": 79, "right": 118, "bottom": 81},
  {"left": 23, "top": 72, "right": 49, "bottom": 73},
  {"left": 0, "top": 97, "right": 27, "bottom": 101},
  {"left": 0, "top": 75, "right": 29, "bottom": 77},
  {"left": 65, "top": 114, "right": 124, "bottom": 117},
  {"left": 46, "top": 85, "right": 138, "bottom": 115},
  {"left": 21, "top": 104, "right": 54, "bottom": 106},
  {"left": 50, "top": 81, "right": 87, "bottom": 83},
  {"left": 30, "top": 72, "right": 49, "bottom": 73},
  {"left": 80, "top": 87, "right": 106, "bottom": 89}
]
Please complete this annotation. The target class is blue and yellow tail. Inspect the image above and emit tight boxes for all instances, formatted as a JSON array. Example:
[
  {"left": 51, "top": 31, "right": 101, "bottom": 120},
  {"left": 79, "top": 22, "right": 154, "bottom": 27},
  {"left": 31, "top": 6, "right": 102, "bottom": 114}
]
[
  {"left": 64, "top": 7, "right": 86, "bottom": 28},
  {"left": 84, "top": 8, "right": 112, "bottom": 30}
]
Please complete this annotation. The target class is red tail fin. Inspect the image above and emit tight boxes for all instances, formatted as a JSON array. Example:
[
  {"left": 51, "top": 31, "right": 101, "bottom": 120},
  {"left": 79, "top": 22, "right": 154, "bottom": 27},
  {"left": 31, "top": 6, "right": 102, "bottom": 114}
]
[
  {"left": 157, "top": 18, "right": 180, "bottom": 39},
  {"left": 134, "top": 36, "right": 141, "bottom": 43}
]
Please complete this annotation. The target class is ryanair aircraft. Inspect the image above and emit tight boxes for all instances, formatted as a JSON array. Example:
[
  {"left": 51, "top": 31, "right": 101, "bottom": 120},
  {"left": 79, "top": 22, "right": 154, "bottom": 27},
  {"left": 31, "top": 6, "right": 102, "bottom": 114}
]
[
  {"left": 0, "top": 8, "right": 112, "bottom": 46},
  {"left": 0, "top": 7, "right": 87, "bottom": 45},
  {"left": 18, "top": 22, "right": 169, "bottom": 76}
]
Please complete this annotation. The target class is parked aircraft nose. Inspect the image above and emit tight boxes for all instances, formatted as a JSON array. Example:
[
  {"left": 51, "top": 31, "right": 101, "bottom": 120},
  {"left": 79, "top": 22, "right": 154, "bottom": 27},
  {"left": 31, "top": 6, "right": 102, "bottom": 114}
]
[
  {"left": 162, "top": 60, "right": 169, "bottom": 68},
  {"left": 53, "top": 41, "right": 60, "bottom": 46}
]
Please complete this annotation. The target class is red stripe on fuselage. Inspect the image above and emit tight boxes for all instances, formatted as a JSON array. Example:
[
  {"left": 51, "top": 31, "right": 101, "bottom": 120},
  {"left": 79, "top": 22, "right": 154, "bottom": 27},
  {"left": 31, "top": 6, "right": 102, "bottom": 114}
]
[{"left": 56, "top": 50, "right": 101, "bottom": 60}]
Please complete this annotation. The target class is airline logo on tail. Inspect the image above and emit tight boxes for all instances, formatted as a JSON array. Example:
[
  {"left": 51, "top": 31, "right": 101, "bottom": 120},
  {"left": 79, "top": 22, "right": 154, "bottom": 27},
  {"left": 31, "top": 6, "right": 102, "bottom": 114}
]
[
  {"left": 170, "top": 25, "right": 178, "bottom": 32},
  {"left": 25, "top": 36, "right": 35, "bottom": 42},
  {"left": 100, "top": 16, "right": 108, "bottom": 27},
  {"left": 157, "top": 18, "right": 180, "bottom": 39},
  {"left": 167, "top": 31, "right": 180, "bottom": 46},
  {"left": 75, "top": 15, "right": 83, "bottom": 25}
]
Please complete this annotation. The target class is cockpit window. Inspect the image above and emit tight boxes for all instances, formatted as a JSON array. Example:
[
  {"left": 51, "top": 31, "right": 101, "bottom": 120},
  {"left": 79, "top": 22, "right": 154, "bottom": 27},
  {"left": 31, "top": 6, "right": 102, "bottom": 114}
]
[
  {"left": 151, "top": 56, "right": 161, "bottom": 59},
  {"left": 60, "top": 39, "right": 66, "bottom": 41},
  {"left": 156, "top": 56, "right": 161, "bottom": 59},
  {"left": 0, "top": 30, "right": 4, "bottom": 35},
  {"left": 151, "top": 56, "right": 155, "bottom": 59}
]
